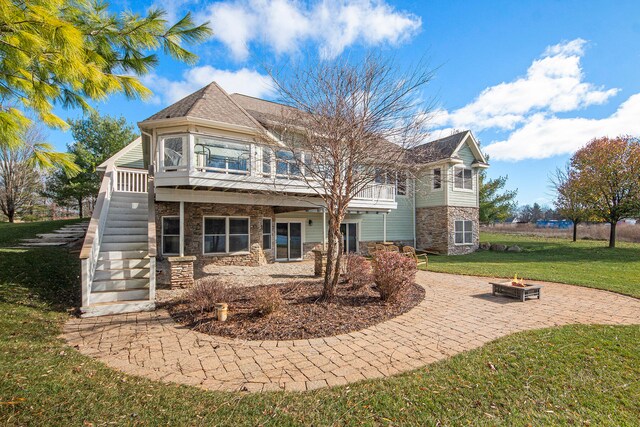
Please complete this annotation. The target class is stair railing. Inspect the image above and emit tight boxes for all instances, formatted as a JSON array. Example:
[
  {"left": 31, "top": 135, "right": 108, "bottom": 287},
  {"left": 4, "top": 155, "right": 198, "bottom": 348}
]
[{"left": 80, "top": 163, "right": 116, "bottom": 308}]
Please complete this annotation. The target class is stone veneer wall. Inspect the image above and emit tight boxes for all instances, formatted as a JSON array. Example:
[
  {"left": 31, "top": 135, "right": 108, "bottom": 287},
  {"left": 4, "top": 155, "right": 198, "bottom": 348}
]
[
  {"left": 155, "top": 201, "right": 275, "bottom": 284},
  {"left": 416, "top": 206, "right": 479, "bottom": 255}
]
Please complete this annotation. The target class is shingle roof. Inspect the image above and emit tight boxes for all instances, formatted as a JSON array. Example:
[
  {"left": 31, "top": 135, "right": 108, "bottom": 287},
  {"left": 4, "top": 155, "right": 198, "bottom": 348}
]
[
  {"left": 411, "top": 131, "right": 469, "bottom": 163},
  {"left": 230, "top": 93, "right": 308, "bottom": 127},
  {"left": 142, "top": 82, "right": 264, "bottom": 131}
]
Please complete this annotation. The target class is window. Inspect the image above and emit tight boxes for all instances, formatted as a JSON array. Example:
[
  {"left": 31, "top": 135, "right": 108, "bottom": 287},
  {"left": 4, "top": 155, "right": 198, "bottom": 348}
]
[
  {"left": 396, "top": 173, "right": 407, "bottom": 196},
  {"left": 203, "top": 217, "right": 250, "bottom": 254},
  {"left": 455, "top": 220, "right": 473, "bottom": 245},
  {"left": 262, "top": 218, "right": 272, "bottom": 250},
  {"left": 433, "top": 168, "right": 442, "bottom": 190},
  {"left": 194, "top": 136, "right": 250, "bottom": 175},
  {"left": 261, "top": 147, "right": 272, "bottom": 177},
  {"left": 454, "top": 167, "right": 473, "bottom": 190},
  {"left": 162, "top": 217, "right": 180, "bottom": 255},
  {"left": 162, "top": 136, "right": 186, "bottom": 170}
]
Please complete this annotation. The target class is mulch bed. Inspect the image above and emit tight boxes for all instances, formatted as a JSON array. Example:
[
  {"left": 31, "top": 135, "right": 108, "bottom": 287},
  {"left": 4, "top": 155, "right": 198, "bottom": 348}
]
[{"left": 167, "top": 280, "right": 425, "bottom": 341}]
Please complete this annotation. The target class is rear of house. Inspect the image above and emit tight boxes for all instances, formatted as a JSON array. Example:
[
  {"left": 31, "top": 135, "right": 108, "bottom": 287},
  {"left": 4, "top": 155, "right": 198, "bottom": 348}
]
[{"left": 79, "top": 82, "right": 487, "bottom": 316}]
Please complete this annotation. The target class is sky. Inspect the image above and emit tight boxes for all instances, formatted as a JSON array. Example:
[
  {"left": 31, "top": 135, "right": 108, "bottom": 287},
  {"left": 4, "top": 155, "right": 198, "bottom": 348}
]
[{"left": 47, "top": 0, "right": 640, "bottom": 206}]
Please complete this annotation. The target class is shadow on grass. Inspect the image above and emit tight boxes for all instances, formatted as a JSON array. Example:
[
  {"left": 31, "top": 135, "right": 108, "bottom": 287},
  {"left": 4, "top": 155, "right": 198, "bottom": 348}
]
[{"left": 0, "top": 247, "right": 80, "bottom": 312}]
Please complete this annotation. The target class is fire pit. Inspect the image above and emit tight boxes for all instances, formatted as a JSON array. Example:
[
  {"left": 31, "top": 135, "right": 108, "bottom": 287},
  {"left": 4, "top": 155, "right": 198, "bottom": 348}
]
[{"left": 490, "top": 275, "right": 542, "bottom": 302}]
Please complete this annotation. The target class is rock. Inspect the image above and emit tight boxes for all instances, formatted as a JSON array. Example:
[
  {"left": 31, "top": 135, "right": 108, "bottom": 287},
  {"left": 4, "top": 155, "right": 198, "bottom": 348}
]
[
  {"left": 479, "top": 242, "right": 491, "bottom": 250},
  {"left": 507, "top": 245, "right": 522, "bottom": 253},
  {"left": 490, "top": 244, "right": 507, "bottom": 252}
]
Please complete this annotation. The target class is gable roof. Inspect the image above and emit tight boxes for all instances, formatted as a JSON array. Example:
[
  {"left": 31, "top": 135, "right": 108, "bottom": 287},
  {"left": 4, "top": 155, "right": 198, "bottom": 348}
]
[
  {"left": 141, "top": 82, "right": 265, "bottom": 132},
  {"left": 411, "top": 131, "right": 488, "bottom": 165}
]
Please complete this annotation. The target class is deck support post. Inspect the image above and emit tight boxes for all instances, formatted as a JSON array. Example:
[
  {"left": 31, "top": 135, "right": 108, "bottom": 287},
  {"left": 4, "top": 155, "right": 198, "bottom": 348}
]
[{"left": 179, "top": 201, "right": 185, "bottom": 257}]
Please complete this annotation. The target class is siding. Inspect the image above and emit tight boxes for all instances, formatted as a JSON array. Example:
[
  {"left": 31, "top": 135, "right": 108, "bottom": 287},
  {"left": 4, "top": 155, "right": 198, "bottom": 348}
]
[
  {"left": 448, "top": 144, "right": 478, "bottom": 207},
  {"left": 116, "top": 139, "right": 145, "bottom": 169},
  {"left": 415, "top": 169, "right": 446, "bottom": 208},
  {"left": 276, "top": 194, "right": 415, "bottom": 244}
]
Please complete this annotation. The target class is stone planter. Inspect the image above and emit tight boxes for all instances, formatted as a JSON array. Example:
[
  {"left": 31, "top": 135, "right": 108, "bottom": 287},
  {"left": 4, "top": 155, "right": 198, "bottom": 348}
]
[{"left": 312, "top": 249, "right": 327, "bottom": 277}]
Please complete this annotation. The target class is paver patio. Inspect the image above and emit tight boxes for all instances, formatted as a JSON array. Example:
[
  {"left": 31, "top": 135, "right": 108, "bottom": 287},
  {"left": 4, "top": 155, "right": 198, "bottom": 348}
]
[{"left": 63, "top": 271, "right": 640, "bottom": 392}]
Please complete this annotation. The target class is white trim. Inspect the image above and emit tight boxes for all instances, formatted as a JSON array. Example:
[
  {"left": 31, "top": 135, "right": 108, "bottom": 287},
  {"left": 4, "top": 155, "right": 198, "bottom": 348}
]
[
  {"left": 161, "top": 216, "right": 180, "bottom": 256},
  {"left": 202, "top": 216, "right": 251, "bottom": 255},
  {"left": 452, "top": 131, "right": 488, "bottom": 164},
  {"left": 139, "top": 116, "right": 265, "bottom": 138}
]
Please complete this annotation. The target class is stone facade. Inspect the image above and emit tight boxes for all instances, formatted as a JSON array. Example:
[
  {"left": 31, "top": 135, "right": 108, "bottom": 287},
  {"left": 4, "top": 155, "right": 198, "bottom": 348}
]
[
  {"left": 167, "top": 256, "right": 195, "bottom": 288},
  {"left": 416, "top": 206, "right": 479, "bottom": 255},
  {"left": 156, "top": 201, "right": 275, "bottom": 283}
]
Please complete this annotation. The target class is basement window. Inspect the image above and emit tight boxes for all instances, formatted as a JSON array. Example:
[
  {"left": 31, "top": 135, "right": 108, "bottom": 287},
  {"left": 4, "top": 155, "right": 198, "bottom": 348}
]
[
  {"left": 162, "top": 217, "right": 180, "bottom": 255},
  {"left": 454, "top": 220, "right": 473, "bottom": 245},
  {"left": 203, "top": 217, "right": 250, "bottom": 254}
]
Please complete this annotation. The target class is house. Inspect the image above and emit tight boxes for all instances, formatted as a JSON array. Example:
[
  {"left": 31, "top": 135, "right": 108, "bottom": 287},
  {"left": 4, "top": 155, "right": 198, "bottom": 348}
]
[{"left": 79, "top": 82, "right": 488, "bottom": 316}]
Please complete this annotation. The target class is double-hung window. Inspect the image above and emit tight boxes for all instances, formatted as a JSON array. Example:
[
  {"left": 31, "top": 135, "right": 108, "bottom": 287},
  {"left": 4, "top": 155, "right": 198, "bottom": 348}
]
[
  {"left": 162, "top": 217, "right": 180, "bottom": 255},
  {"left": 432, "top": 168, "right": 442, "bottom": 190},
  {"left": 454, "top": 167, "right": 472, "bottom": 190},
  {"left": 454, "top": 220, "right": 473, "bottom": 245},
  {"left": 262, "top": 218, "right": 272, "bottom": 250},
  {"left": 203, "top": 217, "right": 250, "bottom": 254}
]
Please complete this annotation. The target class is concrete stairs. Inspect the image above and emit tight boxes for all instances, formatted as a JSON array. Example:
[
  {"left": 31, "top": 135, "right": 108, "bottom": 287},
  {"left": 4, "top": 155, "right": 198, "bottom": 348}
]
[
  {"left": 82, "top": 192, "right": 154, "bottom": 317},
  {"left": 20, "top": 221, "right": 89, "bottom": 247}
]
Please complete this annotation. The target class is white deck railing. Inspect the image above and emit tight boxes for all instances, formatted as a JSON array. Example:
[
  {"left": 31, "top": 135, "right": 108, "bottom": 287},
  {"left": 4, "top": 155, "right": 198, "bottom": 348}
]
[
  {"left": 115, "top": 168, "right": 148, "bottom": 193},
  {"left": 353, "top": 183, "right": 396, "bottom": 202},
  {"left": 79, "top": 164, "right": 116, "bottom": 308}
]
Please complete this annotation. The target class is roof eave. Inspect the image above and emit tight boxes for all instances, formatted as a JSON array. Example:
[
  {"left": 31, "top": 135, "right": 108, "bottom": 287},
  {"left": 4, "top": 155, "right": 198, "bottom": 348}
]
[{"left": 137, "top": 116, "right": 262, "bottom": 136}]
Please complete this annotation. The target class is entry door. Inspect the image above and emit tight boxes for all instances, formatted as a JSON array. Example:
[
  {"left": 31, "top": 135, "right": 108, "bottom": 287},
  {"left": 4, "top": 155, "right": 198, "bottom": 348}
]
[
  {"left": 340, "top": 223, "right": 358, "bottom": 253},
  {"left": 276, "top": 222, "right": 303, "bottom": 261}
]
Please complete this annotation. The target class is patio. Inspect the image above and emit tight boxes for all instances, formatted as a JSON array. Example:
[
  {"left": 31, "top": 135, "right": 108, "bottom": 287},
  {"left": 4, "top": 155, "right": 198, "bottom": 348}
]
[{"left": 64, "top": 270, "right": 640, "bottom": 392}]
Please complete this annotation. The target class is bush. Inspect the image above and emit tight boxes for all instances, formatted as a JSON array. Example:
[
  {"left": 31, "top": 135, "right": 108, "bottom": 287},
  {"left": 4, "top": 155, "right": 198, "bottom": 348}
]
[
  {"left": 343, "top": 253, "right": 373, "bottom": 290},
  {"left": 254, "top": 286, "right": 283, "bottom": 316},
  {"left": 372, "top": 251, "right": 416, "bottom": 302},
  {"left": 187, "top": 277, "right": 229, "bottom": 315}
]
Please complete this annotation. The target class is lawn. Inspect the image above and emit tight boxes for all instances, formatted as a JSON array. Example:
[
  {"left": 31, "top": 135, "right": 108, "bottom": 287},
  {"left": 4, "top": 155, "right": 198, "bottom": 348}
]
[
  {"left": 0, "top": 218, "right": 85, "bottom": 247},
  {"left": 427, "top": 232, "right": 640, "bottom": 298},
  {"left": 1, "top": 221, "right": 639, "bottom": 425}
]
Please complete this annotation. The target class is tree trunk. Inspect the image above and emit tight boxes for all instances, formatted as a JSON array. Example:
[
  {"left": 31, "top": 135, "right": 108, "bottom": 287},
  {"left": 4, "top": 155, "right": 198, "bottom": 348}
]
[
  {"left": 77, "top": 198, "right": 83, "bottom": 218},
  {"left": 322, "top": 218, "right": 343, "bottom": 301},
  {"left": 572, "top": 221, "right": 578, "bottom": 242},
  {"left": 7, "top": 209, "right": 15, "bottom": 223},
  {"left": 609, "top": 221, "right": 617, "bottom": 248}
]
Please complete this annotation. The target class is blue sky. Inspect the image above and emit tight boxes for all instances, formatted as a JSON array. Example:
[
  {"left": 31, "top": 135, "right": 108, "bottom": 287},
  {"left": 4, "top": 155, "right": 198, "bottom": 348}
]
[{"left": 48, "top": 0, "right": 640, "bottom": 206}]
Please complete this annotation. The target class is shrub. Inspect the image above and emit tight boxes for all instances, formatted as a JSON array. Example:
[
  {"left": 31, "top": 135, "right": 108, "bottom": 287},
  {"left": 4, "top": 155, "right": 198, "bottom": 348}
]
[
  {"left": 372, "top": 251, "right": 416, "bottom": 302},
  {"left": 187, "top": 277, "right": 229, "bottom": 315},
  {"left": 343, "top": 253, "right": 373, "bottom": 290},
  {"left": 254, "top": 286, "right": 283, "bottom": 316}
]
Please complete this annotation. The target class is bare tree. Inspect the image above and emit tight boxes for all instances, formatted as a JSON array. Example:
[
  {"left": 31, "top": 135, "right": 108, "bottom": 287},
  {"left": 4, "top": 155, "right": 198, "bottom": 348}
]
[
  {"left": 266, "top": 54, "right": 434, "bottom": 300},
  {"left": 551, "top": 165, "right": 590, "bottom": 242},
  {"left": 0, "top": 125, "right": 46, "bottom": 222}
]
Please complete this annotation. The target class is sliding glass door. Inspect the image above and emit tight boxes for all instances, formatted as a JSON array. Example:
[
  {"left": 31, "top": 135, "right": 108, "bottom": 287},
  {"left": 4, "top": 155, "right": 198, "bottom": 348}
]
[{"left": 276, "top": 221, "right": 303, "bottom": 261}]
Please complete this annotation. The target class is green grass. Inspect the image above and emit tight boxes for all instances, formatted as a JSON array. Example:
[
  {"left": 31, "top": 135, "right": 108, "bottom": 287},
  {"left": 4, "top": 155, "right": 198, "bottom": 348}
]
[
  {"left": 427, "top": 232, "right": 640, "bottom": 298},
  {"left": 0, "top": 218, "right": 85, "bottom": 247},
  {"left": 1, "top": 221, "right": 639, "bottom": 425}
]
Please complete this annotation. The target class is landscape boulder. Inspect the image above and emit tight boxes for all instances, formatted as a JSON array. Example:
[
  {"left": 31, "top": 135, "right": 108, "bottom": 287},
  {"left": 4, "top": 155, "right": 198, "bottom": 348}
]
[
  {"left": 479, "top": 242, "right": 491, "bottom": 251},
  {"left": 490, "top": 244, "right": 507, "bottom": 252},
  {"left": 507, "top": 245, "right": 522, "bottom": 253}
]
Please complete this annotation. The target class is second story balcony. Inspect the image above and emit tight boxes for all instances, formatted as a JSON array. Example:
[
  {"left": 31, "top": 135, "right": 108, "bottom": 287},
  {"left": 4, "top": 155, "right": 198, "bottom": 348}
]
[{"left": 154, "top": 133, "right": 397, "bottom": 210}]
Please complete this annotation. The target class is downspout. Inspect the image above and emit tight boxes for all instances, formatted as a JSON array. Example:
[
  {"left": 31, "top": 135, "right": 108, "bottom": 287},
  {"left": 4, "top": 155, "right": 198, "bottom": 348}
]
[
  {"left": 412, "top": 178, "right": 417, "bottom": 248},
  {"left": 322, "top": 208, "right": 327, "bottom": 250},
  {"left": 383, "top": 212, "right": 387, "bottom": 243}
]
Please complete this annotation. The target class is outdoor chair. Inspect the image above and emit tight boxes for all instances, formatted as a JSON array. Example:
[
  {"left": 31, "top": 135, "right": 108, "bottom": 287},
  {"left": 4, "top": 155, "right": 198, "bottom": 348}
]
[
  {"left": 403, "top": 246, "right": 428, "bottom": 269},
  {"left": 386, "top": 245, "right": 400, "bottom": 252},
  {"left": 366, "top": 242, "right": 377, "bottom": 256},
  {"left": 375, "top": 243, "right": 386, "bottom": 253}
]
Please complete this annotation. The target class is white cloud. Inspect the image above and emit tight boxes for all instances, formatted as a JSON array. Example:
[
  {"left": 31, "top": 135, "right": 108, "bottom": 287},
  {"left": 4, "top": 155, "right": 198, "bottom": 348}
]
[
  {"left": 200, "top": 0, "right": 422, "bottom": 61},
  {"left": 436, "top": 39, "right": 619, "bottom": 132},
  {"left": 143, "top": 66, "right": 275, "bottom": 104},
  {"left": 484, "top": 94, "right": 640, "bottom": 161}
]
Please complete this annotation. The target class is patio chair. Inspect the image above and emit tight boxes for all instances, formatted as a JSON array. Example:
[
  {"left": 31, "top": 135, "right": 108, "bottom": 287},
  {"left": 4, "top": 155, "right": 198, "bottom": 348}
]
[
  {"left": 386, "top": 245, "right": 400, "bottom": 252},
  {"left": 375, "top": 243, "right": 386, "bottom": 253},
  {"left": 403, "top": 246, "right": 428, "bottom": 269},
  {"left": 366, "top": 242, "right": 377, "bottom": 256}
]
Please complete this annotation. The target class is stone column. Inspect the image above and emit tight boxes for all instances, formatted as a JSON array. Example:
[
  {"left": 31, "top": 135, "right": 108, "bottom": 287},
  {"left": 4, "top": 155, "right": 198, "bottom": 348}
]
[
  {"left": 312, "top": 249, "right": 327, "bottom": 276},
  {"left": 167, "top": 256, "right": 196, "bottom": 288}
]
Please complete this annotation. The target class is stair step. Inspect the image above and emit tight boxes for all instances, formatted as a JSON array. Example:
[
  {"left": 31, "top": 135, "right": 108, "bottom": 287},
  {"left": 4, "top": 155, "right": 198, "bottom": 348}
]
[
  {"left": 100, "top": 242, "right": 147, "bottom": 252},
  {"left": 81, "top": 300, "right": 155, "bottom": 317},
  {"left": 107, "top": 209, "right": 148, "bottom": 217},
  {"left": 105, "top": 220, "right": 148, "bottom": 228},
  {"left": 92, "top": 277, "right": 149, "bottom": 292},
  {"left": 37, "top": 233, "right": 83, "bottom": 239},
  {"left": 97, "top": 258, "right": 151, "bottom": 270},
  {"left": 90, "top": 288, "right": 150, "bottom": 303},
  {"left": 109, "top": 202, "right": 148, "bottom": 210},
  {"left": 94, "top": 268, "right": 150, "bottom": 282},
  {"left": 103, "top": 227, "right": 147, "bottom": 235},
  {"left": 101, "top": 234, "right": 148, "bottom": 243},
  {"left": 97, "top": 250, "right": 148, "bottom": 260}
]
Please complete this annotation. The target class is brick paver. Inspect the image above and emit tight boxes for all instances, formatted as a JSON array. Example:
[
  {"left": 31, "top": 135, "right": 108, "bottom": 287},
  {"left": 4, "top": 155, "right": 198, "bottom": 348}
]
[{"left": 64, "top": 272, "right": 640, "bottom": 392}]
